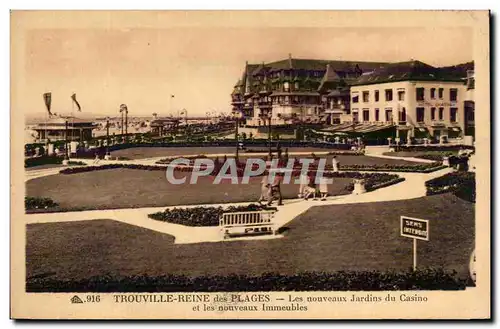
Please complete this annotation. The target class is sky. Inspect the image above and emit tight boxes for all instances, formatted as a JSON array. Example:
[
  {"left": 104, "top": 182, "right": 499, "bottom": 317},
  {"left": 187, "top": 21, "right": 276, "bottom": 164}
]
[{"left": 19, "top": 26, "right": 472, "bottom": 117}]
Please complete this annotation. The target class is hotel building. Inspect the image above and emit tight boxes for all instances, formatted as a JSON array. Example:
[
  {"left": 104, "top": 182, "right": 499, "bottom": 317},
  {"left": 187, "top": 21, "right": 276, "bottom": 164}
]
[
  {"left": 230, "top": 54, "right": 387, "bottom": 127},
  {"left": 349, "top": 60, "right": 470, "bottom": 141}
]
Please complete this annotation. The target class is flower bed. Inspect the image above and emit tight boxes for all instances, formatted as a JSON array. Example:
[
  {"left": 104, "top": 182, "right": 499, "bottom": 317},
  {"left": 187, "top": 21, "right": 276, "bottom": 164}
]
[
  {"left": 426, "top": 172, "right": 475, "bottom": 203},
  {"left": 338, "top": 163, "right": 445, "bottom": 173},
  {"left": 25, "top": 196, "right": 59, "bottom": 210},
  {"left": 156, "top": 155, "right": 208, "bottom": 165},
  {"left": 148, "top": 204, "right": 277, "bottom": 227},
  {"left": 26, "top": 268, "right": 470, "bottom": 292}
]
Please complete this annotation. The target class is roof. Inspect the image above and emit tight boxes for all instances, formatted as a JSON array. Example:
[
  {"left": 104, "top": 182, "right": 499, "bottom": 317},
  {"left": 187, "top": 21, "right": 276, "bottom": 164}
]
[
  {"left": 35, "top": 116, "right": 94, "bottom": 125},
  {"left": 258, "top": 58, "right": 387, "bottom": 72},
  {"left": 352, "top": 60, "right": 466, "bottom": 86}
]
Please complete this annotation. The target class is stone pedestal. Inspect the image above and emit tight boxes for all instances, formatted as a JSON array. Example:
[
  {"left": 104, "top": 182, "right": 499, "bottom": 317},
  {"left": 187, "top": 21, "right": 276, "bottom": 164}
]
[
  {"left": 406, "top": 137, "right": 412, "bottom": 146},
  {"left": 443, "top": 156, "right": 450, "bottom": 167},
  {"left": 47, "top": 143, "right": 54, "bottom": 155},
  {"left": 387, "top": 137, "right": 392, "bottom": 146},
  {"left": 62, "top": 159, "right": 69, "bottom": 166},
  {"left": 352, "top": 179, "right": 366, "bottom": 195}
]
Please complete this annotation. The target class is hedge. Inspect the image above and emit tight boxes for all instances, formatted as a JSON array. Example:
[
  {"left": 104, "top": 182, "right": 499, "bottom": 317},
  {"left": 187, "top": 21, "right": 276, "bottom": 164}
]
[
  {"left": 26, "top": 268, "right": 470, "bottom": 292},
  {"left": 25, "top": 196, "right": 58, "bottom": 210},
  {"left": 425, "top": 172, "right": 475, "bottom": 203},
  {"left": 397, "top": 145, "right": 474, "bottom": 152},
  {"left": 25, "top": 156, "right": 62, "bottom": 168},
  {"left": 149, "top": 204, "right": 277, "bottom": 227}
]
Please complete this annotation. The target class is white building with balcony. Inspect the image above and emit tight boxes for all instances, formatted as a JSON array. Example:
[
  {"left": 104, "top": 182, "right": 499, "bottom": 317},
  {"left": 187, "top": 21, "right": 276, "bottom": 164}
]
[{"left": 349, "top": 60, "right": 469, "bottom": 142}]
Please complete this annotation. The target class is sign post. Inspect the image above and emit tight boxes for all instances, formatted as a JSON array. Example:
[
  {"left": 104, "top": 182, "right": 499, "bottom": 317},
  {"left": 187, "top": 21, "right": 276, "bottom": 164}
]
[{"left": 400, "top": 216, "right": 429, "bottom": 271}]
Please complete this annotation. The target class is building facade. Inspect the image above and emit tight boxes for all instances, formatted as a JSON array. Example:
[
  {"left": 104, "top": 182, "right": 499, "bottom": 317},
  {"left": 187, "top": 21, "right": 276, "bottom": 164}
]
[
  {"left": 33, "top": 116, "right": 96, "bottom": 142},
  {"left": 231, "top": 55, "right": 387, "bottom": 127},
  {"left": 231, "top": 57, "right": 473, "bottom": 142},
  {"left": 350, "top": 61, "right": 469, "bottom": 141}
]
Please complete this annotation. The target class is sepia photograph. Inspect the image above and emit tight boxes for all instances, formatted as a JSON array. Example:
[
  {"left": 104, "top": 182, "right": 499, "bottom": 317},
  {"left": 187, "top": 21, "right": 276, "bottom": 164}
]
[{"left": 10, "top": 10, "right": 490, "bottom": 319}]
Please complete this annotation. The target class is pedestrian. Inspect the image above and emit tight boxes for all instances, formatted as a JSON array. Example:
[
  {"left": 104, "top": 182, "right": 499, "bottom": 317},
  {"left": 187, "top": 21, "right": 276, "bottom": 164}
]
[
  {"left": 331, "top": 155, "right": 339, "bottom": 172},
  {"left": 303, "top": 171, "right": 317, "bottom": 200},
  {"left": 298, "top": 172, "right": 310, "bottom": 198},
  {"left": 93, "top": 152, "right": 100, "bottom": 164},
  {"left": 270, "top": 174, "right": 283, "bottom": 206},
  {"left": 319, "top": 176, "right": 329, "bottom": 200},
  {"left": 258, "top": 174, "right": 270, "bottom": 205}
]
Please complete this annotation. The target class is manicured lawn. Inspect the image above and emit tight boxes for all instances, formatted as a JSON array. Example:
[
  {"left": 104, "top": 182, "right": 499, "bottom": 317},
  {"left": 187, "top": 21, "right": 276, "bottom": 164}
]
[
  {"left": 110, "top": 147, "right": 340, "bottom": 159},
  {"left": 26, "top": 193, "right": 474, "bottom": 282},
  {"left": 25, "top": 168, "right": 353, "bottom": 211}
]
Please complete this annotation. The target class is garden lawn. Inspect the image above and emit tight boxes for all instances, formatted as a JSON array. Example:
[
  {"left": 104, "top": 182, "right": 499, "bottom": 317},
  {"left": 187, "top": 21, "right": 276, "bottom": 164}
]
[
  {"left": 26, "top": 193, "right": 474, "bottom": 283},
  {"left": 110, "top": 147, "right": 343, "bottom": 159},
  {"left": 25, "top": 168, "right": 353, "bottom": 211}
]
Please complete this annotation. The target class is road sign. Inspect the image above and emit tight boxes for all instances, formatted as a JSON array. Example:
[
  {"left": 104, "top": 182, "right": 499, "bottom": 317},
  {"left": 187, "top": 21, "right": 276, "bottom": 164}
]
[
  {"left": 400, "top": 216, "right": 430, "bottom": 271},
  {"left": 401, "top": 216, "right": 429, "bottom": 241}
]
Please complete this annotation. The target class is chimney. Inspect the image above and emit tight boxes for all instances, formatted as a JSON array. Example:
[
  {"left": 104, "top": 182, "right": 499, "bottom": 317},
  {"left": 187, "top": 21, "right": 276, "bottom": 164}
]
[{"left": 288, "top": 53, "right": 293, "bottom": 69}]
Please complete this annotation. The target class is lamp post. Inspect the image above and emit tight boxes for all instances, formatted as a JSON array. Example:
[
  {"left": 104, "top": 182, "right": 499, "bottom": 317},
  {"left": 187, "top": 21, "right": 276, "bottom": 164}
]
[
  {"left": 64, "top": 120, "right": 69, "bottom": 162},
  {"left": 105, "top": 117, "right": 111, "bottom": 159},
  {"left": 267, "top": 111, "right": 272, "bottom": 158},
  {"left": 233, "top": 110, "right": 243, "bottom": 161}
]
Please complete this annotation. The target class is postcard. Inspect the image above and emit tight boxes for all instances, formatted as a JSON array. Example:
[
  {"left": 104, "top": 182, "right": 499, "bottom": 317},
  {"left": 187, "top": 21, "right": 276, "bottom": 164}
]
[{"left": 10, "top": 10, "right": 490, "bottom": 319}]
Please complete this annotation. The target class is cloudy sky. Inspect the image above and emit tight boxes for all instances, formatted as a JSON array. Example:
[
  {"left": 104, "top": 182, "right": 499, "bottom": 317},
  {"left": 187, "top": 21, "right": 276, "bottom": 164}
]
[{"left": 19, "top": 25, "right": 472, "bottom": 117}]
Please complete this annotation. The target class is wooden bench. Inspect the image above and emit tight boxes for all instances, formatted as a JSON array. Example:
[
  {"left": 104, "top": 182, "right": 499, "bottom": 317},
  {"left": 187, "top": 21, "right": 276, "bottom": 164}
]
[{"left": 220, "top": 210, "right": 277, "bottom": 239}]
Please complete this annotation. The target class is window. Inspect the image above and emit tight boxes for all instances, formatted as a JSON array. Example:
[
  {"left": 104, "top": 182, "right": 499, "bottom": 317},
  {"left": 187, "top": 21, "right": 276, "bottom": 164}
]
[
  {"left": 374, "top": 90, "right": 379, "bottom": 102},
  {"left": 363, "top": 109, "right": 370, "bottom": 121},
  {"left": 352, "top": 110, "right": 359, "bottom": 123},
  {"left": 438, "top": 107, "right": 444, "bottom": 120},
  {"left": 284, "top": 82, "right": 290, "bottom": 92},
  {"left": 450, "top": 107, "right": 458, "bottom": 122},
  {"left": 438, "top": 88, "right": 444, "bottom": 99},
  {"left": 416, "top": 107, "right": 425, "bottom": 122},
  {"left": 294, "top": 82, "right": 299, "bottom": 90},
  {"left": 398, "top": 90, "right": 405, "bottom": 101},
  {"left": 362, "top": 91, "right": 369, "bottom": 102},
  {"left": 385, "top": 89, "right": 393, "bottom": 101},
  {"left": 400, "top": 108, "right": 406, "bottom": 122},
  {"left": 375, "top": 108, "right": 380, "bottom": 121},
  {"left": 416, "top": 88, "right": 425, "bottom": 101},
  {"left": 352, "top": 95, "right": 359, "bottom": 103},
  {"left": 450, "top": 89, "right": 458, "bottom": 102},
  {"left": 431, "top": 107, "right": 436, "bottom": 121},
  {"left": 430, "top": 88, "right": 436, "bottom": 99},
  {"left": 385, "top": 108, "right": 393, "bottom": 122}
]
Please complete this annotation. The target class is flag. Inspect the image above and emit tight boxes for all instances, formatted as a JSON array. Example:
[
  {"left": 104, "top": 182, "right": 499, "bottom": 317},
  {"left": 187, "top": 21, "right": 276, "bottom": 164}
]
[
  {"left": 43, "top": 92, "right": 52, "bottom": 116},
  {"left": 171, "top": 95, "right": 175, "bottom": 98},
  {"left": 71, "top": 94, "right": 82, "bottom": 111},
  {"left": 180, "top": 109, "right": 187, "bottom": 115}
]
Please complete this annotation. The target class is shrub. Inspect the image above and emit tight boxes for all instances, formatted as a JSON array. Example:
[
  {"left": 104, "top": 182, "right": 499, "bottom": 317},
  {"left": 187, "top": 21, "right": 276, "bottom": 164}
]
[
  {"left": 148, "top": 204, "right": 277, "bottom": 227},
  {"left": 26, "top": 268, "right": 470, "bottom": 292},
  {"left": 25, "top": 156, "right": 63, "bottom": 168},
  {"left": 425, "top": 172, "right": 475, "bottom": 203},
  {"left": 338, "top": 163, "right": 445, "bottom": 173},
  {"left": 25, "top": 196, "right": 58, "bottom": 210}
]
